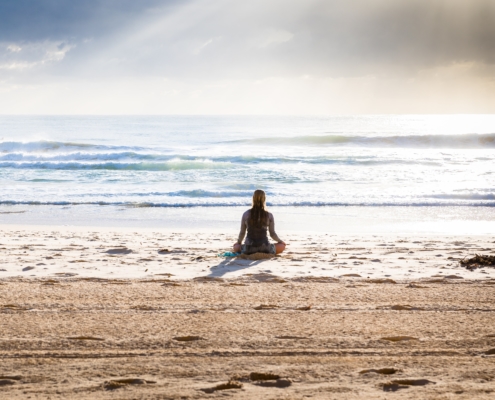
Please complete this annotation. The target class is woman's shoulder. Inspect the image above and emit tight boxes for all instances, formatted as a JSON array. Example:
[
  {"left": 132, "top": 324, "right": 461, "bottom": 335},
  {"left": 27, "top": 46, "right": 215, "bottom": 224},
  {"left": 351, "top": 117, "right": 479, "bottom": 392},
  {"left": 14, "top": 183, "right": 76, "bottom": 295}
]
[{"left": 242, "top": 209, "right": 251, "bottom": 217}]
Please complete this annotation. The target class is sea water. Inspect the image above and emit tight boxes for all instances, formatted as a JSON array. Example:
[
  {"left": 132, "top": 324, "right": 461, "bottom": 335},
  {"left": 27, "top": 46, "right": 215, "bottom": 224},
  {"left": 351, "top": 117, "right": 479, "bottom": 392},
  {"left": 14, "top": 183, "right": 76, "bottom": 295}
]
[{"left": 1, "top": 115, "right": 494, "bottom": 233}]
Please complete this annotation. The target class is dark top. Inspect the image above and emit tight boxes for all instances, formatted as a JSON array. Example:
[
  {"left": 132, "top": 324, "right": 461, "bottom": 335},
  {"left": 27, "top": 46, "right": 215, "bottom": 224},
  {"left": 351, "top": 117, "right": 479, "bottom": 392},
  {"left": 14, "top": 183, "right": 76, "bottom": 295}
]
[{"left": 237, "top": 209, "right": 282, "bottom": 246}]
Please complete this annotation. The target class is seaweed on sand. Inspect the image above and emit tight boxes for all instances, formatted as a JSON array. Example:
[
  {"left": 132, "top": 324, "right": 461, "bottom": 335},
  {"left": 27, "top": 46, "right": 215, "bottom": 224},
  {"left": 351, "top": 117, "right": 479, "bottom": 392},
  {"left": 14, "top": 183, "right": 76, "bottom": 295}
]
[{"left": 460, "top": 254, "right": 495, "bottom": 271}]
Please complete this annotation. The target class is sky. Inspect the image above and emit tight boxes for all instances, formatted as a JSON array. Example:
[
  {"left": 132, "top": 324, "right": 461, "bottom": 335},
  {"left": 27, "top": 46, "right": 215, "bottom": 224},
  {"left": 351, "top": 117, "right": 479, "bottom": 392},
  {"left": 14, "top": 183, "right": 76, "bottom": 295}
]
[{"left": 1, "top": 0, "right": 495, "bottom": 115}]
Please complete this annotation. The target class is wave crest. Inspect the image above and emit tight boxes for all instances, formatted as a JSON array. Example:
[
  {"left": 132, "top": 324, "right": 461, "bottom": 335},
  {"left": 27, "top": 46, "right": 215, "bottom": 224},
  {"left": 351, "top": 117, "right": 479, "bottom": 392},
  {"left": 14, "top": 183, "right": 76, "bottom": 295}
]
[
  {"left": 234, "top": 133, "right": 495, "bottom": 148},
  {"left": 0, "top": 140, "right": 144, "bottom": 153},
  {"left": 1, "top": 200, "right": 494, "bottom": 207},
  {"left": 0, "top": 160, "right": 230, "bottom": 171}
]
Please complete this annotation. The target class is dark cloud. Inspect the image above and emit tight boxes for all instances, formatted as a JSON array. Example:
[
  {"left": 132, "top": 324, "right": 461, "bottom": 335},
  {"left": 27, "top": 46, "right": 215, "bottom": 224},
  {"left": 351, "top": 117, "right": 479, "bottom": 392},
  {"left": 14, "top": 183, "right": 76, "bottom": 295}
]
[
  {"left": 0, "top": 0, "right": 183, "bottom": 41},
  {"left": 1, "top": 0, "right": 495, "bottom": 81},
  {"left": 297, "top": 0, "right": 495, "bottom": 75},
  {"left": 76, "top": 0, "right": 494, "bottom": 79}
]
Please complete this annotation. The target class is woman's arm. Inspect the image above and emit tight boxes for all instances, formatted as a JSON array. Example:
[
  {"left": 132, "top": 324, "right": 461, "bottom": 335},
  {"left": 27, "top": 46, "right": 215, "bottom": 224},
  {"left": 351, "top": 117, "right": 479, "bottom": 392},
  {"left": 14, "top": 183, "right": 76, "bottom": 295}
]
[
  {"left": 237, "top": 211, "right": 248, "bottom": 244},
  {"left": 268, "top": 213, "right": 283, "bottom": 243}
]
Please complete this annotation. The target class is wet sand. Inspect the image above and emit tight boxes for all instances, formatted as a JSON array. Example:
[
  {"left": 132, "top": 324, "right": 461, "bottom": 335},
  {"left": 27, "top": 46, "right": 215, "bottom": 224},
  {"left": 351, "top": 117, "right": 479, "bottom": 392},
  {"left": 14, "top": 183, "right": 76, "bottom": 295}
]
[{"left": 1, "top": 226, "right": 494, "bottom": 398}]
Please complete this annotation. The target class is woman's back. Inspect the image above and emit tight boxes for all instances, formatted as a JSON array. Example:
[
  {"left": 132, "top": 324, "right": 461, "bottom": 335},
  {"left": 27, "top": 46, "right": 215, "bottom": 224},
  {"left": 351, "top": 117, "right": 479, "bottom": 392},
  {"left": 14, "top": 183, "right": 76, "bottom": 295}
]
[
  {"left": 244, "top": 209, "right": 270, "bottom": 246},
  {"left": 233, "top": 190, "right": 286, "bottom": 255}
]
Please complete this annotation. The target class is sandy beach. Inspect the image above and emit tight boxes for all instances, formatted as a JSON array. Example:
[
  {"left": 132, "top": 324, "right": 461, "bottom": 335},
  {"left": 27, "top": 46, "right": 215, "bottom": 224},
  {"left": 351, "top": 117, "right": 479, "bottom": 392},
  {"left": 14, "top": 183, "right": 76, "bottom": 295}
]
[
  {"left": 0, "top": 225, "right": 494, "bottom": 281},
  {"left": 1, "top": 225, "right": 494, "bottom": 398},
  {"left": 3, "top": 0, "right": 495, "bottom": 397}
]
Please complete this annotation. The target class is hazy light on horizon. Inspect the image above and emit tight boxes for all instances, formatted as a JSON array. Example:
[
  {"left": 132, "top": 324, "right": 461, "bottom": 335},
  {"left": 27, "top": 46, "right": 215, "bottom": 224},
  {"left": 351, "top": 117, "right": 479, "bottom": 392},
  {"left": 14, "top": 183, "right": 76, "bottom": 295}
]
[{"left": 1, "top": 0, "right": 495, "bottom": 115}]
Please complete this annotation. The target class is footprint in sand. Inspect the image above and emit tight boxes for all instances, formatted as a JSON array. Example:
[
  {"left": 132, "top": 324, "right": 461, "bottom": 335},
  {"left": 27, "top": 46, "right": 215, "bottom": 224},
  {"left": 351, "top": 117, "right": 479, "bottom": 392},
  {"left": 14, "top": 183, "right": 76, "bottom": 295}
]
[
  {"left": 381, "top": 336, "right": 418, "bottom": 342},
  {"left": 173, "top": 336, "right": 203, "bottom": 342},
  {"left": 360, "top": 368, "right": 400, "bottom": 375},
  {"left": 390, "top": 305, "right": 424, "bottom": 311},
  {"left": 276, "top": 336, "right": 308, "bottom": 340},
  {"left": 250, "top": 273, "right": 286, "bottom": 283},
  {"left": 105, "top": 248, "right": 132, "bottom": 255},
  {"left": 368, "top": 278, "right": 396, "bottom": 284},
  {"left": 68, "top": 336, "right": 105, "bottom": 341},
  {"left": 250, "top": 372, "right": 280, "bottom": 381},
  {"left": 41, "top": 280, "right": 60, "bottom": 286},
  {"left": 249, "top": 373, "right": 292, "bottom": 388},
  {"left": 0, "top": 376, "right": 22, "bottom": 383},
  {"left": 104, "top": 378, "right": 156, "bottom": 390},
  {"left": 254, "top": 304, "right": 279, "bottom": 310},
  {"left": 0, "top": 379, "right": 18, "bottom": 386},
  {"left": 381, "top": 379, "right": 435, "bottom": 391},
  {"left": 2, "top": 304, "right": 30, "bottom": 311},
  {"left": 130, "top": 305, "right": 155, "bottom": 311},
  {"left": 292, "top": 277, "right": 339, "bottom": 283},
  {"left": 200, "top": 381, "right": 243, "bottom": 393},
  {"left": 255, "top": 379, "right": 292, "bottom": 388},
  {"left": 421, "top": 278, "right": 446, "bottom": 283}
]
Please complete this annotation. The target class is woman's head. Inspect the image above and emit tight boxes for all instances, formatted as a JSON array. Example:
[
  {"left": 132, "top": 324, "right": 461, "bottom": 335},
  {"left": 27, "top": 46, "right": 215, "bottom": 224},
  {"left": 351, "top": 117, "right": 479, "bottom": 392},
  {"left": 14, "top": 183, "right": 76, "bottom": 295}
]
[
  {"left": 250, "top": 189, "right": 268, "bottom": 227},
  {"left": 252, "top": 189, "right": 266, "bottom": 209}
]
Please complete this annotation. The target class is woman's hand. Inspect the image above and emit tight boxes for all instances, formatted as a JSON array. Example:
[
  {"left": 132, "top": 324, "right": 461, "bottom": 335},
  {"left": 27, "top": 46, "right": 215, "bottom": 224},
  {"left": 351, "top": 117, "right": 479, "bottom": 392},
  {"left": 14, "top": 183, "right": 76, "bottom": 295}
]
[
  {"left": 274, "top": 241, "right": 286, "bottom": 254},
  {"left": 233, "top": 242, "right": 242, "bottom": 253}
]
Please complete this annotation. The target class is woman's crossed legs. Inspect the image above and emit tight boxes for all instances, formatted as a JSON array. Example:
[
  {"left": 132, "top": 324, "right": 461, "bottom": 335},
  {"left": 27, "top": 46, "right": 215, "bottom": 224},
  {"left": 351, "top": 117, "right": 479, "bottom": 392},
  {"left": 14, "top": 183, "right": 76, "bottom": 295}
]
[{"left": 233, "top": 242, "right": 286, "bottom": 254}]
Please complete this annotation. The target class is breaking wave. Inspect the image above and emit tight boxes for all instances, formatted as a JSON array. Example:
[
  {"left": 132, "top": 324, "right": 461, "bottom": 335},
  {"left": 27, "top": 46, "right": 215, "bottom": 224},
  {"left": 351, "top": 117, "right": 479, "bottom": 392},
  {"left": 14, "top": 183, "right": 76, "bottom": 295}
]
[
  {"left": 0, "top": 160, "right": 230, "bottom": 171},
  {"left": 0, "top": 151, "right": 445, "bottom": 170},
  {"left": 428, "top": 193, "right": 495, "bottom": 200},
  {"left": 233, "top": 133, "right": 495, "bottom": 148},
  {"left": 0, "top": 140, "right": 145, "bottom": 153},
  {"left": 1, "top": 200, "right": 494, "bottom": 207}
]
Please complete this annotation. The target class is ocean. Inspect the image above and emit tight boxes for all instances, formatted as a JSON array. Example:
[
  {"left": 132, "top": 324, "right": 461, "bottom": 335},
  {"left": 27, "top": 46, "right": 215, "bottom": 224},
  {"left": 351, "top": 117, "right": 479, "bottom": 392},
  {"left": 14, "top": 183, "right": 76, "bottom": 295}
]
[{"left": 1, "top": 115, "right": 494, "bottom": 233}]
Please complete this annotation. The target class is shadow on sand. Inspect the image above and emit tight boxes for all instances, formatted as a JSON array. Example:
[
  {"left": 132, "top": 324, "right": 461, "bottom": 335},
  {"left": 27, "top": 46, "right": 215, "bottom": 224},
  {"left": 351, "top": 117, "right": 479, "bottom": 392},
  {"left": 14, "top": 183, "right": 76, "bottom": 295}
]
[{"left": 206, "top": 257, "right": 273, "bottom": 278}]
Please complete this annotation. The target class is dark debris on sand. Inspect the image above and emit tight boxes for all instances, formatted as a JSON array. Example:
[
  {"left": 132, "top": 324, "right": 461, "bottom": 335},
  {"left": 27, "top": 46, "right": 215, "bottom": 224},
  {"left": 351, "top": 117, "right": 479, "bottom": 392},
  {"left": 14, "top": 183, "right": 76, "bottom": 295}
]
[
  {"left": 200, "top": 380, "right": 243, "bottom": 393},
  {"left": 460, "top": 254, "right": 495, "bottom": 271}
]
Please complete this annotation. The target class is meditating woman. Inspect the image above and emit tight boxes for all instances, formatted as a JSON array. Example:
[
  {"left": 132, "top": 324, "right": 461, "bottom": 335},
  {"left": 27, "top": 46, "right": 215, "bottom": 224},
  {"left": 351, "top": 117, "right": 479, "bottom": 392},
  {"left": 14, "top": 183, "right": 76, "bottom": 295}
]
[{"left": 233, "top": 189, "right": 286, "bottom": 255}]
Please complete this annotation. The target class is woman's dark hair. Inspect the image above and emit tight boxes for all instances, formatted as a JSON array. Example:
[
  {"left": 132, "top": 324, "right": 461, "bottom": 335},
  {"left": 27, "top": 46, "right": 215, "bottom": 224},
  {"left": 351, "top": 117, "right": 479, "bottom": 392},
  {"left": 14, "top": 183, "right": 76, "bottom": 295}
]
[{"left": 249, "top": 189, "right": 268, "bottom": 228}]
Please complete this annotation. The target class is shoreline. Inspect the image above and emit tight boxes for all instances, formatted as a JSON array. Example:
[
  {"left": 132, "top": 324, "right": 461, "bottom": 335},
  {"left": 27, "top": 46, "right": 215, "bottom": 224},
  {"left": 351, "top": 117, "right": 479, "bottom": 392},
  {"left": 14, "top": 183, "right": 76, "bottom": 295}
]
[{"left": 1, "top": 204, "right": 495, "bottom": 235}]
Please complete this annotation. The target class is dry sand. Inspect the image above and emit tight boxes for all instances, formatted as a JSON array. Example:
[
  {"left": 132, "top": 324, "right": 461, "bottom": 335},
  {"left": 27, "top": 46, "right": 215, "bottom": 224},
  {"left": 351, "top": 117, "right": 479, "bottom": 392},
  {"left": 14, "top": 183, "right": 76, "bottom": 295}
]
[
  {"left": 1, "top": 225, "right": 494, "bottom": 281},
  {"left": 1, "top": 226, "right": 495, "bottom": 398}
]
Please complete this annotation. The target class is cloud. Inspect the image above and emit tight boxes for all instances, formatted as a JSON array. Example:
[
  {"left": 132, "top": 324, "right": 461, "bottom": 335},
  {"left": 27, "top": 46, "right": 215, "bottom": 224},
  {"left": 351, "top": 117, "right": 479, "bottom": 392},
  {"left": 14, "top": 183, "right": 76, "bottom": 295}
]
[
  {"left": 70, "top": 0, "right": 495, "bottom": 80},
  {"left": 193, "top": 38, "right": 215, "bottom": 55},
  {"left": 0, "top": 40, "right": 74, "bottom": 71},
  {"left": 2, "top": 0, "right": 495, "bottom": 78},
  {"left": 7, "top": 45, "right": 22, "bottom": 53},
  {"left": 253, "top": 29, "right": 294, "bottom": 48},
  {"left": 0, "top": 0, "right": 494, "bottom": 113}
]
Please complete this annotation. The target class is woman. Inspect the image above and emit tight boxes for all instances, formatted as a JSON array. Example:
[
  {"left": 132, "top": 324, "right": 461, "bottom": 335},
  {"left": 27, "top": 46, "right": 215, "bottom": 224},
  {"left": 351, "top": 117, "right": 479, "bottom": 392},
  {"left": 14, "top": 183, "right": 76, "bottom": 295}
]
[{"left": 233, "top": 189, "right": 286, "bottom": 255}]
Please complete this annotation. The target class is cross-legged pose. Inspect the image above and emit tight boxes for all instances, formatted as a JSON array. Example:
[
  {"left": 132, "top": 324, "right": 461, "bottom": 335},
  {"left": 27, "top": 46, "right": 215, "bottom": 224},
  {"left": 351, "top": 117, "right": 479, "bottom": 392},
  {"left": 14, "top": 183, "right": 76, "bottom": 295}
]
[{"left": 233, "top": 189, "right": 286, "bottom": 255}]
